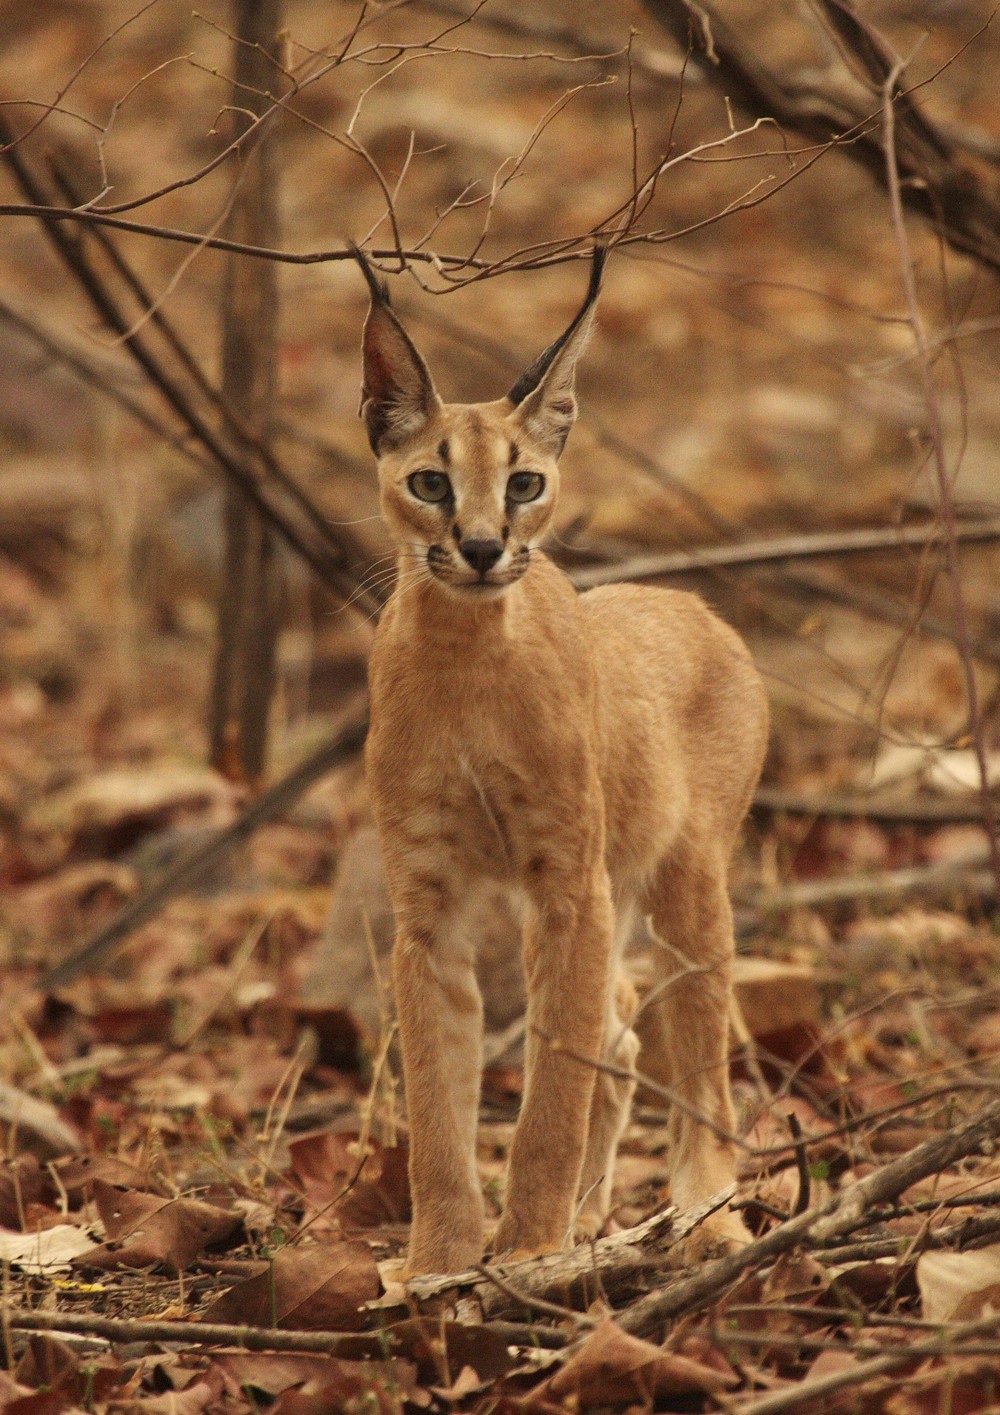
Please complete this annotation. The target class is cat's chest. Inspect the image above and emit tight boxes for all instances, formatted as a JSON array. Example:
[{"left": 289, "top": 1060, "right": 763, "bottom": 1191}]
[{"left": 368, "top": 667, "right": 593, "bottom": 875}]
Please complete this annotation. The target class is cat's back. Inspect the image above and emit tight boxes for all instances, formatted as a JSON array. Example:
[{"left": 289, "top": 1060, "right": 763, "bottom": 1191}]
[
  {"left": 581, "top": 581, "right": 759, "bottom": 706},
  {"left": 580, "top": 580, "right": 768, "bottom": 866}
]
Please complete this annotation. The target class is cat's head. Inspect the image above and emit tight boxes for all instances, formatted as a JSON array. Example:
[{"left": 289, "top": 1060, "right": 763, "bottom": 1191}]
[{"left": 356, "top": 249, "right": 604, "bottom": 599}]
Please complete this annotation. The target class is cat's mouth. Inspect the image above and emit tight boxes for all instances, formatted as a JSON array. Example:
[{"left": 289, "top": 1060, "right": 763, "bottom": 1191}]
[{"left": 426, "top": 545, "right": 529, "bottom": 594}]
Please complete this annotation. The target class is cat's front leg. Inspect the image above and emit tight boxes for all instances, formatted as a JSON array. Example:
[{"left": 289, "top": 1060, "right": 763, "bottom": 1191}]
[
  {"left": 392, "top": 907, "right": 485, "bottom": 1275},
  {"left": 493, "top": 862, "right": 614, "bottom": 1258}
]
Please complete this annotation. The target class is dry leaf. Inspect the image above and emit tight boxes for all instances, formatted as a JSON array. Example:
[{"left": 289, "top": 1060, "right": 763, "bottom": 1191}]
[
  {"left": 884, "top": 1358, "right": 1000, "bottom": 1415},
  {"left": 541, "top": 1318, "right": 738, "bottom": 1406},
  {"left": 268, "top": 1361, "right": 417, "bottom": 1415},
  {"left": 0, "top": 1155, "right": 55, "bottom": 1228},
  {"left": 287, "top": 1131, "right": 410, "bottom": 1226},
  {"left": 201, "top": 1241, "right": 380, "bottom": 1332},
  {"left": 54, "top": 1154, "right": 167, "bottom": 1201},
  {"left": 0, "top": 1223, "right": 98, "bottom": 1273},
  {"left": 388, "top": 1317, "right": 513, "bottom": 1386},
  {"left": 110, "top": 1376, "right": 222, "bottom": 1415},
  {"left": 74, "top": 1181, "right": 242, "bottom": 1274},
  {"left": 732, "top": 956, "right": 821, "bottom": 1037},
  {"left": 212, "top": 1354, "right": 353, "bottom": 1399},
  {"left": 917, "top": 1245, "right": 1000, "bottom": 1322},
  {"left": 0, "top": 1082, "right": 81, "bottom": 1160}
]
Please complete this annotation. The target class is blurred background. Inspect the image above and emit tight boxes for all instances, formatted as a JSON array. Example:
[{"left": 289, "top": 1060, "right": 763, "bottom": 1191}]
[{"left": 2, "top": 0, "right": 1000, "bottom": 1170}]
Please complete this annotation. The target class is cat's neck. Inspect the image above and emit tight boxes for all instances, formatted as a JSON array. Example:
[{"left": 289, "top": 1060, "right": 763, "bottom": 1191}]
[{"left": 389, "top": 552, "right": 528, "bottom": 648}]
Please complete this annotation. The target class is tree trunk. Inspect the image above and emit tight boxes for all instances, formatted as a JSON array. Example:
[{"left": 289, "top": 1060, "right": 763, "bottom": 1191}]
[{"left": 209, "top": 0, "right": 285, "bottom": 784}]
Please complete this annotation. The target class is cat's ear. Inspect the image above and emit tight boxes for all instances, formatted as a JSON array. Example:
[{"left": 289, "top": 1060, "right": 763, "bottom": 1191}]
[
  {"left": 507, "top": 246, "right": 606, "bottom": 458},
  {"left": 353, "top": 247, "right": 441, "bottom": 454}
]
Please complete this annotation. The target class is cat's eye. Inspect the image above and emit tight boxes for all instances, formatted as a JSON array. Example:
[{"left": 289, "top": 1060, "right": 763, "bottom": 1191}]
[
  {"left": 408, "top": 470, "right": 451, "bottom": 503},
  {"left": 506, "top": 471, "right": 545, "bottom": 503}
]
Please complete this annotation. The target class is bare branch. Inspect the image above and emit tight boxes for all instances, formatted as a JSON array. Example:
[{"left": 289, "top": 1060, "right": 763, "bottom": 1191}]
[
  {"left": 570, "top": 514, "right": 1000, "bottom": 587},
  {"left": 642, "top": 0, "right": 1000, "bottom": 276}
]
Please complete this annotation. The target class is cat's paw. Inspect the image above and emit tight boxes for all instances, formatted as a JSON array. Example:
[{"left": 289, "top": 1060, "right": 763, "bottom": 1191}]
[
  {"left": 572, "top": 1207, "right": 610, "bottom": 1243},
  {"left": 489, "top": 1215, "right": 563, "bottom": 1263},
  {"left": 669, "top": 1208, "right": 751, "bottom": 1266}
]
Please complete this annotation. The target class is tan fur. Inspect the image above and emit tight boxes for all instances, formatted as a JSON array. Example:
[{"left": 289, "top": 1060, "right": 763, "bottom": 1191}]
[{"left": 357, "top": 255, "right": 769, "bottom": 1275}]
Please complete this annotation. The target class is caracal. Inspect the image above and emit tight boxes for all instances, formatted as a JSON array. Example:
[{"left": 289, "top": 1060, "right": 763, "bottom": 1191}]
[{"left": 356, "top": 249, "right": 769, "bottom": 1276}]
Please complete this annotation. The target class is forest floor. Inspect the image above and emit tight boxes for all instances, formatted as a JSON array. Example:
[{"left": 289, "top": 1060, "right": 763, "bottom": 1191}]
[{"left": 3, "top": 549, "right": 1000, "bottom": 1415}]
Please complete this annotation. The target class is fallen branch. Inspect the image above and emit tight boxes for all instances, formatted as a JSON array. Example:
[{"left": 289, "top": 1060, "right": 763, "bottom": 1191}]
[
  {"left": 570, "top": 514, "right": 1000, "bottom": 588},
  {"left": 736, "top": 848, "right": 995, "bottom": 931},
  {"left": 42, "top": 705, "right": 369, "bottom": 990},
  {"left": 1, "top": 1308, "right": 384, "bottom": 1357},
  {"left": 406, "top": 1188, "right": 735, "bottom": 1320},
  {"left": 616, "top": 1096, "right": 1000, "bottom": 1335},
  {"left": 752, "top": 785, "right": 1000, "bottom": 825},
  {"left": 730, "top": 1311, "right": 1000, "bottom": 1415},
  {"left": 815, "top": 1210, "right": 1000, "bottom": 1265}
]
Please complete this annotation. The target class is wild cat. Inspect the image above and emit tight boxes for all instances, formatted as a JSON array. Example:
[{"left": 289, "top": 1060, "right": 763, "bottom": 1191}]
[{"left": 355, "top": 248, "right": 768, "bottom": 1276}]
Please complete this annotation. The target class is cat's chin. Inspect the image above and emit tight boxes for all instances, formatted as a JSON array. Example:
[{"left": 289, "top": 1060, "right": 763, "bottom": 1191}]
[
  {"left": 455, "top": 581, "right": 514, "bottom": 601},
  {"left": 430, "top": 573, "right": 521, "bottom": 601}
]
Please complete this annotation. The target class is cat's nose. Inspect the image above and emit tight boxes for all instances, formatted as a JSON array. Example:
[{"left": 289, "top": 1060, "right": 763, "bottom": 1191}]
[{"left": 459, "top": 538, "right": 504, "bottom": 574}]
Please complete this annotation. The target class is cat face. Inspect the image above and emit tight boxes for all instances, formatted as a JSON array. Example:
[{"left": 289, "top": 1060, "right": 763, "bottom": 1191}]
[
  {"left": 356, "top": 250, "right": 604, "bottom": 598},
  {"left": 373, "top": 400, "right": 558, "bottom": 598}
]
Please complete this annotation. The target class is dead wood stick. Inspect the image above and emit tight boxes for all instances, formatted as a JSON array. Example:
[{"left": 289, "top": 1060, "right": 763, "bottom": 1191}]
[
  {"left": 419, "top": 0, "right": 689, "bottom": 83},
  {"left": 1, "top": 1307, "right": 386, "bottom": 1356},
  {"left": 751, "top": 785, "right": 1000, "bottom": 825},
  {"left": 735, "top": 849, "right": 995, "bottom": 932},
  {"left": 762, "top": 562, "right": 1000, "bottom": 669},
  {"left": 712, "top": 1323, "right": 1000, "bottom": 1361},
  {"left": 729, "top": 1312, "right": 1000, "bottom": 1415},
  {"left": 815, "top": 1210, "right": 1000, "bottom": 1265},
  {"left": 570, "top": 514, "right": 1000, "bottom": 588},
  {"left": 616, "top": 1096, "right": 1000, "bottom": 1336},
  {"left": 41, "top": 706, "right": 369, "bottom": 990},
  {"left": 405, "top": 1188, "right": 735, "bottom": 1319}
]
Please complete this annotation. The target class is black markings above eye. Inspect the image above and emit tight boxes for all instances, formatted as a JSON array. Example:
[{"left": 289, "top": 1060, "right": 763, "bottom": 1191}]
[
  {"left": 408, "top": 470, "right": 452, "bottom": 503},
  {"left": 506, "top": 471, "right": 545, "bottom": 503}
]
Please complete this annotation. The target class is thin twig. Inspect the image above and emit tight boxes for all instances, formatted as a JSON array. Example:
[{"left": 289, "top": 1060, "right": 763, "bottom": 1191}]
[
  {"left": 473, "top": 1263, "right": 595, "bottom": 1328},
  {"left": 787, "top": 1112, "right": 810, "bottom": 1216},
  {"left": 0, "top": 1307, "right": 386, "bottom": 1355},
  {"left": 616, "top": 1096, "right": 1000, "bottom": 1335},
  {"left": 729, "top": 1311, "right": 1000, "bottom": 1415},
  {"left": 0, "top": 115, "right": 379, "bottom": 613}
]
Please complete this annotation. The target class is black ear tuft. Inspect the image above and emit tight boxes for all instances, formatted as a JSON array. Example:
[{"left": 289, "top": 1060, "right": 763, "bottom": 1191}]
[
  {"left": 355, "top": 248, "right": 440, "bottom": 455},
  {"left": 349, "top": 242, "right": 391, "bottom": 308},
  {"left": 507, "top": 245, "right": 608, "bottom": 408}
]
